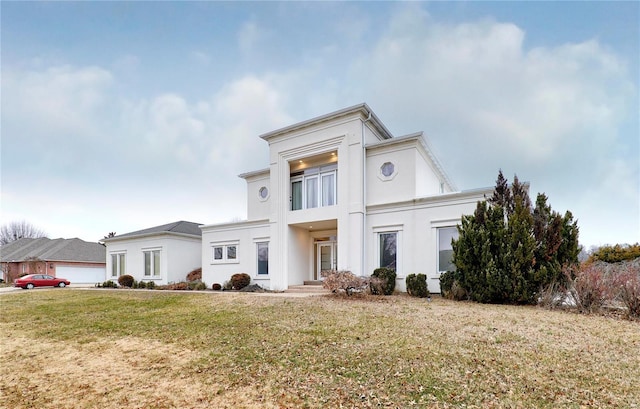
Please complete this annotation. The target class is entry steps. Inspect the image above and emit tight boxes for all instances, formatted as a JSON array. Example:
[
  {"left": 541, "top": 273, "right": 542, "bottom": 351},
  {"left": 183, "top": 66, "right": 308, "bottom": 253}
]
[{"left": 285, "top": 283, "right": 329, "bottom": 295}]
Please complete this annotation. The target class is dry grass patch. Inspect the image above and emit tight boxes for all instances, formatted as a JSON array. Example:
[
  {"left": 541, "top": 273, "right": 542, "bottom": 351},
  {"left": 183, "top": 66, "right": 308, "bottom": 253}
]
[{"left": 0, "top": 290, "right": 638, "bottom": 408}]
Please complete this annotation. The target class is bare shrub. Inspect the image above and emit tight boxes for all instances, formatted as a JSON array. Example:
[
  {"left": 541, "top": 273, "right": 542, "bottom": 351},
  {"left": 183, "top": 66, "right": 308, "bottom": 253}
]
[
  {"left": 321, "top": 270, "right": 369, "bottom": 296},
  {"left": 537, "top": 281, "right": 567, "bottom": 310},
  {"left": 565, "top": 263, "right": 614, "bottom": 314},
  {"left": 186, "top": 268, "right": 202, "bottom": 282},
  {"left": 230, "top": 273, "right": 251, "bottom": 290},
  {"left": 117, "top": 274, "right": 135, "bottom": 288},
  {"left": 156, "top": 282, "right": 189, "bottom": 290},
  {"left": 613, "top": 259, "right": 640, "bottom": 319}
]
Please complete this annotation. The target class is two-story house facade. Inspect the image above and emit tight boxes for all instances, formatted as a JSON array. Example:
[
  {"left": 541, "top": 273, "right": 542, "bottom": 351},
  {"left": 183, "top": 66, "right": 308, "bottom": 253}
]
[{"left": 201, "top": 103, "right": 492, "bottom": 293}]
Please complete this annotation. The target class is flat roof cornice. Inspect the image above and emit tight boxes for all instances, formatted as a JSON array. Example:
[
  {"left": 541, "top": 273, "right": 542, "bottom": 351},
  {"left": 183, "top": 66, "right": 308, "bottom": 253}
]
[
  {"left": 259, "top": 103, "right": 393, "bottom": 141},
  {"left": 366, "top": 187, "right": 494, "bottom": 213},
  {"left": 103, "top": 231, "right": 201, "bottom": 243},
  {"left": 238, "top": 168, "right": 270, "bottom": 179}
]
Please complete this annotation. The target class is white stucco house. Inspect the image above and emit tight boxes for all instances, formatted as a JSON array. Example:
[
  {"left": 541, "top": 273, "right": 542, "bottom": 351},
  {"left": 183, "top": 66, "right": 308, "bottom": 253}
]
[
  {"left": 102, "top": 221, "right": 202, "bottom": 285},
  {"left": 200, "top": 104, "right": 492, "bottom": 293}
]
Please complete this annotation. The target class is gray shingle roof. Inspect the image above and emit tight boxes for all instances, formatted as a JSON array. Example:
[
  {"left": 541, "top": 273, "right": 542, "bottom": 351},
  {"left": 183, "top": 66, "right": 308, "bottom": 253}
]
[
  {"left": 0, "top": 237, "right": 106, "bottom": 263},
  {"left": 107, "top": 221, "right": 202, "bottom": 240}
]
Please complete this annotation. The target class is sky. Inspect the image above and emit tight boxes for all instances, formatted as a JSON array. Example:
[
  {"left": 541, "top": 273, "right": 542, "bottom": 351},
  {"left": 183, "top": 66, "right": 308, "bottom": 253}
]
[{"left": 1, "top": 1, "right": 638, "bottom": 249}]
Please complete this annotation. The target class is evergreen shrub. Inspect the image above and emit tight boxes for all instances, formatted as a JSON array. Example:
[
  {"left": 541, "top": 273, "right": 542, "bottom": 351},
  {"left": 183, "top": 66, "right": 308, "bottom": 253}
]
[
  {"left": 439, "top": 271, "right": 455, "bottom": 297},
  {"left": 406, "top": 273, "right": 429, "bottom": 298},
  {"left": 99, "top": 280, "right": 117, "bottom": 288},
  {"left": 370, "top": 268, "right": 396, "bottom": 295}
]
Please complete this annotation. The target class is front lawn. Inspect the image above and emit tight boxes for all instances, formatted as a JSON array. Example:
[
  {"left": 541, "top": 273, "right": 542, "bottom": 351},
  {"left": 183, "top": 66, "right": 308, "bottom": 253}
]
[{"left": 0, "top": 290, "right": 638, "bottom": 408}]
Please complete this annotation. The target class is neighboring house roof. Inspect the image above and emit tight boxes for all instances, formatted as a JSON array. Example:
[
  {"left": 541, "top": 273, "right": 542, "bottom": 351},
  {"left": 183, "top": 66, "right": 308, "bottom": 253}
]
[
  {"left": 103, "top": 221, "right": 203, "bottom": 242},
  {"left": 0, "top": 237, "right": 106, "bottom": 263},
  {"left": 260, "top": 103, "right": 394, "bottom": 141}
]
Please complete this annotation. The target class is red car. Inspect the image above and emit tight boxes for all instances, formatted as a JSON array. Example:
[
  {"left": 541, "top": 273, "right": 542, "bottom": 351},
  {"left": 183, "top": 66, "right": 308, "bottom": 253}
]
[{"left": 14, "top": 274, "right": 71, "bottom": 289}]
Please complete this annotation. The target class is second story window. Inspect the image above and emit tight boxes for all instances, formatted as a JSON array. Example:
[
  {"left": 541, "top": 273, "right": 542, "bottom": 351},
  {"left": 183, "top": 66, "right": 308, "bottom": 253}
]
[{"left": 291, "top": 164, "right": 336, "bottom": 210}]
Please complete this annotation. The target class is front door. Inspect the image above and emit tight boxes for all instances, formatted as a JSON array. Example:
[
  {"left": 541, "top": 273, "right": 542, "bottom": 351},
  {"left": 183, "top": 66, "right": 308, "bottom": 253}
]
[{"left": 316, "top": 242, "right": 337, "bottom": 279}]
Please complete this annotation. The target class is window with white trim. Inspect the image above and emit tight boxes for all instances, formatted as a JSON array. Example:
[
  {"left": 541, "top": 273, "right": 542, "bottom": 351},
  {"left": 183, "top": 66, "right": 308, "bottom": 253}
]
[
  {"left": 256, "top": 242, "right": 269, "bottom": 275},
  {"left": 379, "top": 232, "right": 398, "bottom": 270},
  {"left": 373, "top": 225, "right": 403, "bottom": 276},
  {"left": 378, "top": 161, "right": 398, "bottom": 181},
  {"left": 110, "top": 253, "right": 126, "bottom": 277},
  {"left": 143, "top": 249, "right": 161, "bottom": 277},
  {"left": 211, "top": 242, "right": 239, "bottom": 264},
  {"left": 438, "top": 227, "right": 458, "bottom": 273},
  {"left": 291, "top": 164, "right": 336, "bottom": 210}
]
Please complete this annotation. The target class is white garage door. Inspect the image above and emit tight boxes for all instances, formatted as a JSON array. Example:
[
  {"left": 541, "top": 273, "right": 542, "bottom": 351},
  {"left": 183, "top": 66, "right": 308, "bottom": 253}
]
[{"left": 56, "top": 266, "right": 106, "bottom": 285}]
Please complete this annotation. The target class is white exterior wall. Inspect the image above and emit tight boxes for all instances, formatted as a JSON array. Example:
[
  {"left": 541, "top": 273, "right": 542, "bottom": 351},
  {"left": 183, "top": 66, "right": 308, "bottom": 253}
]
[
  {"left": 105, "top": 235, "right": 201, "bottom": 285},
  {"left": 196, "top": 104, "right": 490, "bottom": 293},
  {"left": 244, "top": 172, "right": 270, "bottom": 221},
  {"left": 366, "top": 190, "right": 490, "bottom": 293},
  {"left": 166, "top": 237, "right": 202, "bottom": 282},
  {"left": 201, "top": 221, "right": 270, "bottom": 288},
  {"left": 366, "top": 147, "right": 417, "bottom": 205},
  {"left": 263, "top": 111, "right": 389, "bottom": 288},
  {"left": 415, "top": 150, "right": 445, "bottom": 197}
]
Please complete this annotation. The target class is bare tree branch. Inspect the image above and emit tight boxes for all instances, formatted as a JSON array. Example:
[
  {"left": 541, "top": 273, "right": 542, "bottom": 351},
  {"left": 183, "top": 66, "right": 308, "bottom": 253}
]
[{"left": 0, "top": 220, "right": 48, "bottom": 245}]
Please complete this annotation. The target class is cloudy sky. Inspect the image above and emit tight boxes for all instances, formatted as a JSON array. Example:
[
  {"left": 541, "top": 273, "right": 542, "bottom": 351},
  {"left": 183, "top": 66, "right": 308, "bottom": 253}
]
[{"left": 2, "top": 2, "right": 638, "bottom": 248}]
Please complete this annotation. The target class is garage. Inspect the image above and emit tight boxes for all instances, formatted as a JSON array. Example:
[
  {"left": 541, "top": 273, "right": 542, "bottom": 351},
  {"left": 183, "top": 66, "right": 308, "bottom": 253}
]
[{"left": 55, "top": 266, "right": 105, "bottom": 285}]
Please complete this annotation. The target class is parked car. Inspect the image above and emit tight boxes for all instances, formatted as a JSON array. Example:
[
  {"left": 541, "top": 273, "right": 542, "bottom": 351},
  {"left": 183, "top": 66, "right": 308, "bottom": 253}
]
[{"left": 14, "top": 274, "right": 70, "bottom": 289}]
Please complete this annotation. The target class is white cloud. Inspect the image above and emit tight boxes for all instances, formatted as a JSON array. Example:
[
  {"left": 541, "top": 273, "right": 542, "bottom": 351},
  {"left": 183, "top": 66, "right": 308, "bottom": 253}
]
[
  {"left": 344, "top": 5, "right": 637, "bottom": 245},
  {"left": 3, "top": 64, "right": 113, "bottom": 137},
  {"left": 2, "top": 4, "right": 636, "bottom": 246}
]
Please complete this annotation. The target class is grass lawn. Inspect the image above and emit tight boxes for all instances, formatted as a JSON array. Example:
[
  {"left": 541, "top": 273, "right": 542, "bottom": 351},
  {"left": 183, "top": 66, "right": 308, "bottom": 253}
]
[{"left": 0, "top": 290, "right": 638, "bottom": 409}]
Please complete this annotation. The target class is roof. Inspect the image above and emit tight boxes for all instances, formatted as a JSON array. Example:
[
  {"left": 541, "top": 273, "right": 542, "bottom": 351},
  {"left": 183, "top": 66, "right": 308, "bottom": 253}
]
[
  {"left": 103, "top": 221, "right": 203, "bottom": 242},
  {"left": 238, "top": 168, "right": 270, "bottom": 180},
  {"left": 259, "top": 103, "right": 394, "bottom": 141},
  {"left": 0, "top": 237, "right": 106, "bottom": 263}
]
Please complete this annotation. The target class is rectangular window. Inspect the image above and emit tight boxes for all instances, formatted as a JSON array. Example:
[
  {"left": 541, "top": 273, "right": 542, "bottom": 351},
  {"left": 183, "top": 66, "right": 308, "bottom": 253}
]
[
  {"left": 306, "top": 176, "right": 319, "bottom": 208},
  {"left": 154, "top": 250, "right": 160, "bottom": 276},
  {"left": 211, "top": 243, "right": 239, "bottom": 264},
  {"left": 111, "top": 254, "right": 118, "bottom": 277},
  {"left": 379, "top": 232, "right": 397, "bottom": 270},
  {"left": 291, "top": 165, "right": 337, "bottom": 210},
  {"left": 257, "top": 242, "right": 269, "bottom": 275},
  {"left": 438, "top": 227, "right": 458, "bottom": 273},
  {"left": 291, "top": 179, "right": 303, "bottom": 210},
  {"left": 322, "top": 172, "right": 335, "bottom": 206},
  {"left": 143, "top": 250, "right": 160, "bottom": 277},
  {"left": 119, "top": 254, "right": 125, "bottom": 276},
  {"left": 111, "top": 253, "right": 126, "bottom": 277}
]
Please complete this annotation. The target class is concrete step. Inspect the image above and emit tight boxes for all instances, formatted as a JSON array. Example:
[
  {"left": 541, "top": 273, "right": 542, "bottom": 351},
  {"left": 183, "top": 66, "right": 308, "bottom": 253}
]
[
  {"left": 303, "top": 280, "right": 323, "bottom": 286},
  {"left": 286, "top": 284, "right": 328, "bottom": 294}
]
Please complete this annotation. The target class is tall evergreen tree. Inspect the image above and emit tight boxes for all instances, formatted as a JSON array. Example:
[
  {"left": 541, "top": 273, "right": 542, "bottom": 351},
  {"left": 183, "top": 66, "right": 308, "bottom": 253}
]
[
  {"left": 447, "top": 171, "right": 580, "bottom": 304},
  {"left": 488, "top": 169, "right": 511, "bottom": 213}
]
